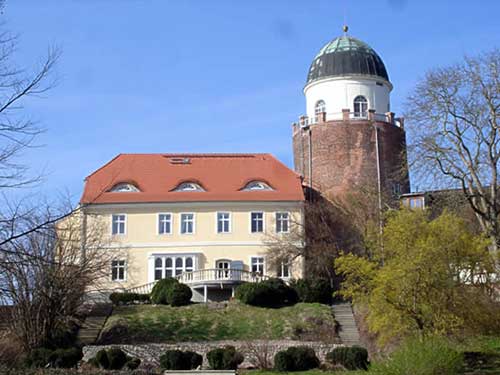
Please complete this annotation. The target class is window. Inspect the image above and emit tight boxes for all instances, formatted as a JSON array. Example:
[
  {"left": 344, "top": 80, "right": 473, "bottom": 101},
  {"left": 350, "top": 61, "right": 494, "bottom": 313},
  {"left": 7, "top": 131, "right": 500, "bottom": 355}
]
[
  {"left": 251, "top": 256, "right": 265, "bottom": 275},
  {"left": 241, "top": 180, "right": 273, "bottom": 191},
  {"left": 276, "top": 212, "right": 290, "bottom": 233},
  {"left": 111, "top": 260, "right": 126, "bottom": 281},
  {"left": 158, "top": 213, "right": 172, "bottom": 234},
  {"left": 251, "top": 212, "right": 264, "bottom": 233},
  {"left": 111, "top": 214, "right": 126, "bottom": 235},
  {"left": 353, "top": 95, "right": 368, "bottom": 118},
  {"left": 402, "top": 196, "right": 425, "bottom": 209},
  {"left": 392, "top": 183, "right": 402, "bottom": 197},
  {"left": 180, "top": 213, "right": 195, "bottom": 234},
  {"left": 109, "top": 183, "right": 139, "bottom": 192},
  {"left": 154, "top": 255, "right": 195, "bottom": 280},
  {"left": 217, "top": 212, "right": 231, "bottom": 233},
  {"left": 278, "top": 262, "right": 290, "bottom": 278},
  {"left": 173, "top": 182, "right": 205, "bottom": 192},
  {"left": 315, "top": 100, "right": 326, "bottom": 115}
]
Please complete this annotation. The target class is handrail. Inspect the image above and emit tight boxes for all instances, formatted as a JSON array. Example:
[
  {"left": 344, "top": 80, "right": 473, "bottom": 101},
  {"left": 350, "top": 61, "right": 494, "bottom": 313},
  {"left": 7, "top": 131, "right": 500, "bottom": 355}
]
[
  {"left": 298, "top": 111, "right": 401, "bottom": 127},
  {"left": 125, "top": 269, "right": 268, "bottom": 294}
]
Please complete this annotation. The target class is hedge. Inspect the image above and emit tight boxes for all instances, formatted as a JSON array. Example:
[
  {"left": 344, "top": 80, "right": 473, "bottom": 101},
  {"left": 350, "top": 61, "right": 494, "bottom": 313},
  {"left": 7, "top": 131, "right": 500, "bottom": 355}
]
[
  {"left": 207, "top": 346, "right": 244, "bottom": 370},
  {"left": 25, "top": 347, "right": 82, "bottom": 369},
  {"left": 167, "top": 283, "right": 193, "bottom": 307},
  {"left": 89, "top": 347, "right": 141, "bottom": 370},
  {"left": 235, "top": 278, "right": 298, "bottom": 308},
  {"left": 109, "top": 292, "right": 150, "bottom": 305},
  {"left": 290, "top": 278, "right": 333, "bottom": 304},
  {"left": 326, "top": 346, "right": 369, "bottom": 370},
  {"left": 160, "top": 350, "right": 203, "bottom": 370},
  {"left": 274, "top": 346, "right": 320, "bottom": 372}
]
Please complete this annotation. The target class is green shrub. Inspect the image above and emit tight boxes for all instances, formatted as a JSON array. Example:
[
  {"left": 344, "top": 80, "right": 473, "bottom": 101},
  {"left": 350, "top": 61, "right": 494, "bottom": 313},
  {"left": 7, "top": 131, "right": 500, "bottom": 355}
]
[
  {"left": 151, "top": 277, "right": 179, "bottom": 304},
  {"left": 107, "top": 347, "right": 128, "bottom": 370},
  {"left": 290, "top": 279, "right": 333, "bottom": 304},
  {"left": 273, "top": 346, "right": 319, "bottom": 371},
  {"left": 126, "top": 357, "right": 141, "bottom": 370},
  {"left": 167, "top": 283, "right": 193, "bottom": 306},
  {"left": 207, "top": 346, "right": 244, "bottom": 370},
  {"left": 94, "top": 349, "right": 109, "bottom": 369},
  {"left": 326, "top": 346, "right": 368, "bottom": 370},
  {"left": 236, "top": 278, "right": 298, "bottom": 308},
  {"left": 49, "top": 347, "right": 83, "bottom": 368},
  {"left": 370, "top": 336, "right": 463, "bottom": 375},
  {"left": 160, "top": 349, "right": 202, "bottom": 370},
  {"left": 25, "top": 348, "right": 53, "bottom": 368},
  {"left": 109, "top": 292, "right": 150, "bottom": 305}
]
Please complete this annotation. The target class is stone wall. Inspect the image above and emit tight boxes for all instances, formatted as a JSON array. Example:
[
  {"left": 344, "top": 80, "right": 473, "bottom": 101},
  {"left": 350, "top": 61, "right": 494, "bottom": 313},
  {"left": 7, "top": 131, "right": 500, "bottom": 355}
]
[{"left": 83, "top": 340, "right": 343, "bottom": 369}]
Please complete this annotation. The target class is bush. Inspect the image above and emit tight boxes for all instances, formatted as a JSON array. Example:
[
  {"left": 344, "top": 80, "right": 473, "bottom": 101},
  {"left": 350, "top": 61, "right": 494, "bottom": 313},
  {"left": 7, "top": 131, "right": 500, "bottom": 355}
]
[
  {"left": 290, "top": 279, "right": 333, "bottom": 304},
  {"left": 109, "top": 292, "right": 150, "bottom": 305},
  {"left": 25, "top": 348, "right": 53, "bottom": 368},
  {"left": 151, "top": 277, "right": 179, "bottom": 304},
  {"left": 326, "top": 346, "right": 368, "bottom": 370},
  {"left": 107, "top": 347, "right": 128, "bottom": 370},
  {"left": 126, "top": 357, "right": 141, "bottom": 370},
  {"left": 207, "top": 346, "right": 244, "bottom": 370},
  {"left": 94, "top": 349, "right": 109, "bottom": 369},
  {"left": 274, "top": 346, "right": 320, "bottom": 372},
  {"left": 167, "top": 283, "right": 193, "bottom": 307},
  {"left": 369, "top": 336, "right": 463, "bottom": 375},
  {"left": 160, "top": 349, "right": 202, "bottom": 370},
  {"left": 236, "top": 278, "right": 298, "bottom": 308},
  {"left": 49, "top": 347, "right": 83, "bottom": 368}
]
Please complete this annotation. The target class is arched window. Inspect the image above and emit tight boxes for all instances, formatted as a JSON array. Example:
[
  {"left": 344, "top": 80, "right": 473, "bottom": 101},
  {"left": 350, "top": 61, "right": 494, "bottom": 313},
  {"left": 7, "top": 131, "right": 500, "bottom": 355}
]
[
  {"left": 109, "top": 182, "right": 140, "bottom": 192},
  {"left": 353, "top": 96, "right": 368, "bottom": 118},
  {"left": 241, "top": 180, "right": 273, "bottom": 191},
  {"left": 315, "top": 100, "right": 326, "bottom": 116},
  {"left": 172, "top": 182, "right": 205, "bottom": 192}
]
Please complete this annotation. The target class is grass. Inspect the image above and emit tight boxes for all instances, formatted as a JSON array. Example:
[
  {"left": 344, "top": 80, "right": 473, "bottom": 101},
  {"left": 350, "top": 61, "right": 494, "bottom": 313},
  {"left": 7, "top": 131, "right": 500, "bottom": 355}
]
[{"left": 99, "top": 301, "right": 337, "bottom": 344}]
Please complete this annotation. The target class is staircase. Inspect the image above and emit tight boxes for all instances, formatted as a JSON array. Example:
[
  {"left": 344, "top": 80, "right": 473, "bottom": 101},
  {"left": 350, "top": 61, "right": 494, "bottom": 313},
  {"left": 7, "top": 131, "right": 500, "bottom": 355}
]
[
  {"left": 331, "top": 302, "right": 361, "bottom": 346},
  {"left": 76, "top": 303, "right": 112, "bottom": 346}
]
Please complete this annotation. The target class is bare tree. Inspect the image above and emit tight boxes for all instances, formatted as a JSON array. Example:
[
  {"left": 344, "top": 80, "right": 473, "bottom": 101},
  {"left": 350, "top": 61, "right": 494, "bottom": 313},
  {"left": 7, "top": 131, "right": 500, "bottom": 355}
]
[
  {"left": 406, "top": 49, "right": 500, "bottom": 262},
  {"left": 0, "top": 203, "right": 115, "bottom": 351}
]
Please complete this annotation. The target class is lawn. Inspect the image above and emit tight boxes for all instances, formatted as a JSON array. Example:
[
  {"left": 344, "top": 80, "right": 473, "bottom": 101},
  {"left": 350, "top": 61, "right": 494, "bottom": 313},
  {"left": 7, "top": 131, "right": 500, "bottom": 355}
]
[{"left": 99, "top": 302, "right": 337, "bottom": 344}]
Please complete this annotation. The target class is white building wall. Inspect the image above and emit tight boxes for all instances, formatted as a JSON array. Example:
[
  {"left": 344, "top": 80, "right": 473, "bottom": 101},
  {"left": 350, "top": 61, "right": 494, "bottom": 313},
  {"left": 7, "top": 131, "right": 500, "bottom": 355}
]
[{"left": 304, "top": 76, "right": 392, "bottom": 118}]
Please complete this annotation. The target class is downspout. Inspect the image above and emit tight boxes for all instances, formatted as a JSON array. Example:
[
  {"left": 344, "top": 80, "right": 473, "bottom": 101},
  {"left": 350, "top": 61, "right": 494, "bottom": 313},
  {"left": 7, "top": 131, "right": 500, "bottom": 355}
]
[
  {"left": 374, "top": 125, "right": 384, "bottom": 263},
  {"left": 308, "top": 128, "right": 313, "bottom": 201},
  {"left": 80, "top": 205, "right": 87, "bottom": 263}
]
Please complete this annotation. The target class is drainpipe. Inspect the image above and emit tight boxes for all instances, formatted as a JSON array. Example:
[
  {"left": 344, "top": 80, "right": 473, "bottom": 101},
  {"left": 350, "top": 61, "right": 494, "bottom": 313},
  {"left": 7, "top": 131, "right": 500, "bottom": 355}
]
[
  {"left": 308, "top": 128, "right": 313, "bottom": 201},
  {"left": 374, "top": 125, "right": 384, "bottom": 263},
  {"left": 80, "top": 205, "right": 87, "bottom": 263}
]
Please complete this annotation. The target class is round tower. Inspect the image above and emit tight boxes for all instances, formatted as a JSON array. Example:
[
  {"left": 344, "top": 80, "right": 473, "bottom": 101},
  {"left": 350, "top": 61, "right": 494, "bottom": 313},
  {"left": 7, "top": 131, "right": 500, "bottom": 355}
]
[{"left": 293, "top": 30, "right": 410, "bottom": 201}]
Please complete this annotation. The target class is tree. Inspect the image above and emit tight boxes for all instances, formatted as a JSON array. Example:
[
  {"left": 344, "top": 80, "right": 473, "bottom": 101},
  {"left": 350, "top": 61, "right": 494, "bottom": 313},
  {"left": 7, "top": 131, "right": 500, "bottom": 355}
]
[
  {"left": 406, "top": 49, "right": 500, "bottom": 262},
  {"left": 335, "top": 210, "right": 499, "bottom": 347},
  {"left": 0, "top": 203, "right": 117, "bottom": 351}
]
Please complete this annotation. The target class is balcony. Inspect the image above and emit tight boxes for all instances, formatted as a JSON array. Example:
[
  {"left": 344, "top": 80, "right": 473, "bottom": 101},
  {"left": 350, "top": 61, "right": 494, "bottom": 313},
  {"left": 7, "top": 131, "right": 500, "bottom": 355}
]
[{"left": 296, "top": 110, "right": 404, "bottom": 128}]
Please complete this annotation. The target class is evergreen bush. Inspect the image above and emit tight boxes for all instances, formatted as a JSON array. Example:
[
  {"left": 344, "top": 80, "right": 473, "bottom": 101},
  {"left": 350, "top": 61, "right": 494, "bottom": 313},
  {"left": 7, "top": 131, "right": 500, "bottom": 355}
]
[
  {"left": 273, "top": 346, "right": 319, "bottom": 371},
  {"left": 151, "top": 277, "right": 179, "bottom": 304},
  {"left": 290, "top": 278, "right": 333, "bottom": 304},
  {"left": 236, "top": 278, "right": 298, "bottom": 307},
  {"left": 326, "top": 346, "right": 369, "bottom": 370},
  {"left": 109, "top": 292, "right": 150, "bottom": 305},
  {"left": 207, "top": 346, "right": 244, "bottom": 370},
  {"left": 160, "top": 349, "right": 202, "bottom": 370},
  {"left": 167, "top": 283, "right": 193, "bottom": 306}
]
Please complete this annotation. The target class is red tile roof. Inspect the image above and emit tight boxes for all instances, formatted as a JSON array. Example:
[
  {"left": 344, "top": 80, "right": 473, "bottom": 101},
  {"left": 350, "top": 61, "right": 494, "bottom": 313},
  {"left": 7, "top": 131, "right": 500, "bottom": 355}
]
[{"left": 81, "top": 153, "right": 304, "bottom": 204}]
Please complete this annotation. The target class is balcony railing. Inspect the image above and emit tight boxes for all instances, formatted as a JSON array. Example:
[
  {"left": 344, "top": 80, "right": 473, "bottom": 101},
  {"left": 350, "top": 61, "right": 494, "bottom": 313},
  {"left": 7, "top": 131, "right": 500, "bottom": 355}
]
[
  {"left": 125, "top": 269, "right": 268, "bottom": 294},
  {"left": 176, "top": 268, "right": 269, "bottom": 285},
  {"left": 297, "top": 111, "right": 403, "bottom": 128}
]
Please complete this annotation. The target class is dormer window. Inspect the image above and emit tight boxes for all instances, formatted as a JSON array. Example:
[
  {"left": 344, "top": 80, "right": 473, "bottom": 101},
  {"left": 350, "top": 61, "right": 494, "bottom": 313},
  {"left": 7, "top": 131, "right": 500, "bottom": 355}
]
[
  {"left": 173, "top": 182, "right": 205, "bottom": 192},
  {"left": 242, "top": 181, "right": 273, "bottom": 191},
  {"left": 109, "top": 183, "right": 140, "bottom": 192}
]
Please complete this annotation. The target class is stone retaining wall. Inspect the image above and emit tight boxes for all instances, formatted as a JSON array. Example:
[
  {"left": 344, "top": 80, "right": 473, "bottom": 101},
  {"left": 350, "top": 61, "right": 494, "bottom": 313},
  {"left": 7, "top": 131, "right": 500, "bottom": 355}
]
[{"left": 83, "top": 340, "right": 343, "bottom": 369}]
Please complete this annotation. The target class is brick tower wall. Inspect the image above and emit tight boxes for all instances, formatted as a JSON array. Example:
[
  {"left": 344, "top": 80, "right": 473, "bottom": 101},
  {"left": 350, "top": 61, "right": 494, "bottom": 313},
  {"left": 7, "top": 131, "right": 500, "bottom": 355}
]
[{"left": 292, "top": 118, "right": 410, "bottom": 200}]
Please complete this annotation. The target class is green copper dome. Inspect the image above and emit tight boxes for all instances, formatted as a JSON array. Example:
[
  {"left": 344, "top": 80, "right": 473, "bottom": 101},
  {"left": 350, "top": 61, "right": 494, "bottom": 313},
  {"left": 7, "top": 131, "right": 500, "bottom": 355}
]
[{"left": 307, "top": 35, "right": 389, "bottom": 84}]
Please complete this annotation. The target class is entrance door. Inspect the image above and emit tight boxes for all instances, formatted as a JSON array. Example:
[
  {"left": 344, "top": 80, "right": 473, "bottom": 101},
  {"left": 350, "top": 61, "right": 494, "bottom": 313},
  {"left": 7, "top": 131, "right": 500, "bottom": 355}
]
[{"left": 216, "top": 260, "right": 230, "bottom": 279}]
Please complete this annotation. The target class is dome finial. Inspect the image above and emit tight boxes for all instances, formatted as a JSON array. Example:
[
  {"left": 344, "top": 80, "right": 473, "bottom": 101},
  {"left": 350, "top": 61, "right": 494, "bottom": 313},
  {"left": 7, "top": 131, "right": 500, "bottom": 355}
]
[{"left": 342, "top": 25, "right": 349, "bottom": 34}]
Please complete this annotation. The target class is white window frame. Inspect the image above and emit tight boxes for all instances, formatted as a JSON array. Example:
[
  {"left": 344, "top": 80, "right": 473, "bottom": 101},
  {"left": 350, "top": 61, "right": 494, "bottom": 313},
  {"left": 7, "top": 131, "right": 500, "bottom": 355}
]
[
  {"left": 241, "top": 181, "right": 273, "bottom": 191},
  {"left": 157, "top": 213, "right": 173, "bottom": 235},
  {"left": 173, "top": 182, "right": 205, "bottom": 192},
  {"left": 250, "top": 211, "right": 265, "bottom": 233},
  {"left": 152, "top": 254, "right": 197, "bottom": 281},
  {"left": 111, "top": 259, "right": 127, "bottom": 282},
  {"left": 216, "top": 212, "right": 231, "bottom": 234},
  {"left": 250, "top": 256, "right": 265, "bottom": 275},
  {"left": 275, "top": 212, "right": 290, "bottom": 233},
  {"left": 180, "top": 212, "right": 195, "bottom": 235},
  {"left": 109, "top": 183, "right": 140, "bottom": 192},
  {"left": 315, "top": 100, "right": 326, "bottom": 115},
  {"left": 111, "top": 214, "right": 127, "bottom": 235},
  {"left": 277, "top": 261, "right": 291, "bottom": 279},
  {"left": 353, "top": 95, "right": 368, "bottom": 118}
]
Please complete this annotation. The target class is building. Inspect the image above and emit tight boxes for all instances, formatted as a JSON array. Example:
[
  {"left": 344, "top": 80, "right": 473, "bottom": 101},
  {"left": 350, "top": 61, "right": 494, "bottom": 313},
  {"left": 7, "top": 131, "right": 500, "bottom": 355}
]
[
  {"left": 292, "top": 29, "right": 410, "bottom": 201},
  {"left": 80, "top": 153, "right": 304, "bottom": 302}
]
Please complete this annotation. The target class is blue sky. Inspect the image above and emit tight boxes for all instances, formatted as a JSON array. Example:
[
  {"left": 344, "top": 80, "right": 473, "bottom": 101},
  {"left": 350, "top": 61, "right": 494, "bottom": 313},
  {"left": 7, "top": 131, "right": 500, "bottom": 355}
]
[{"left": 5, "top": 0, "right": 500, "bottom": 201}]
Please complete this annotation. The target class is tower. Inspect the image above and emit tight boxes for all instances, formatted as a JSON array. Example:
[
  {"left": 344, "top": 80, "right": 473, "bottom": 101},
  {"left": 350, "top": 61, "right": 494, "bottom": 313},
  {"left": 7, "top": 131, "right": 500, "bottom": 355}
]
[{"left": 292, "top": 30, "right": 410, "bottom": 202}]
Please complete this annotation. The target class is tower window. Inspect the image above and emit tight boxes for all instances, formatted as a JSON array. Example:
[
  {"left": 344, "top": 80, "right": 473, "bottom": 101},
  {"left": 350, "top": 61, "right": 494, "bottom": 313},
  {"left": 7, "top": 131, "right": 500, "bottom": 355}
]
[
  {"left": 315, "top": 100, "right": 326, "bottom": 116},
  {"left": 353, "top": 96, "right": 368, "bottom": 118}
]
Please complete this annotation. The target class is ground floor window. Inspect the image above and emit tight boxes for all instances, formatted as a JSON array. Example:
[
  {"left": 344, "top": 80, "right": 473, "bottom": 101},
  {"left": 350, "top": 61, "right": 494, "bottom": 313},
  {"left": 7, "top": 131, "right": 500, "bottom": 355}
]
[
  {"left": 111, "top": 260, "right": 126, "bottom": 281},
  {"left": 154, "top": 255, "right": 195, "bottom": 280},
  {"left": 277, "top": 261, "right": 290, "bottom": 278},
  {"left": 251, "top": 256, "right": 265, "bottom": 275}
]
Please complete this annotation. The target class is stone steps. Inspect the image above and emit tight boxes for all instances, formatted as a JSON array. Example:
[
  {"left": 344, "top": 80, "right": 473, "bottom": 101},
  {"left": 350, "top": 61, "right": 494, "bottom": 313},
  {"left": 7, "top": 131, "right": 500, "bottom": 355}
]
[
  {"left": 331, "top": 302, "right": 361, "bottom": 347},
  {"left": 76, "top": 303, "right": 112, "bottom": 346}
]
